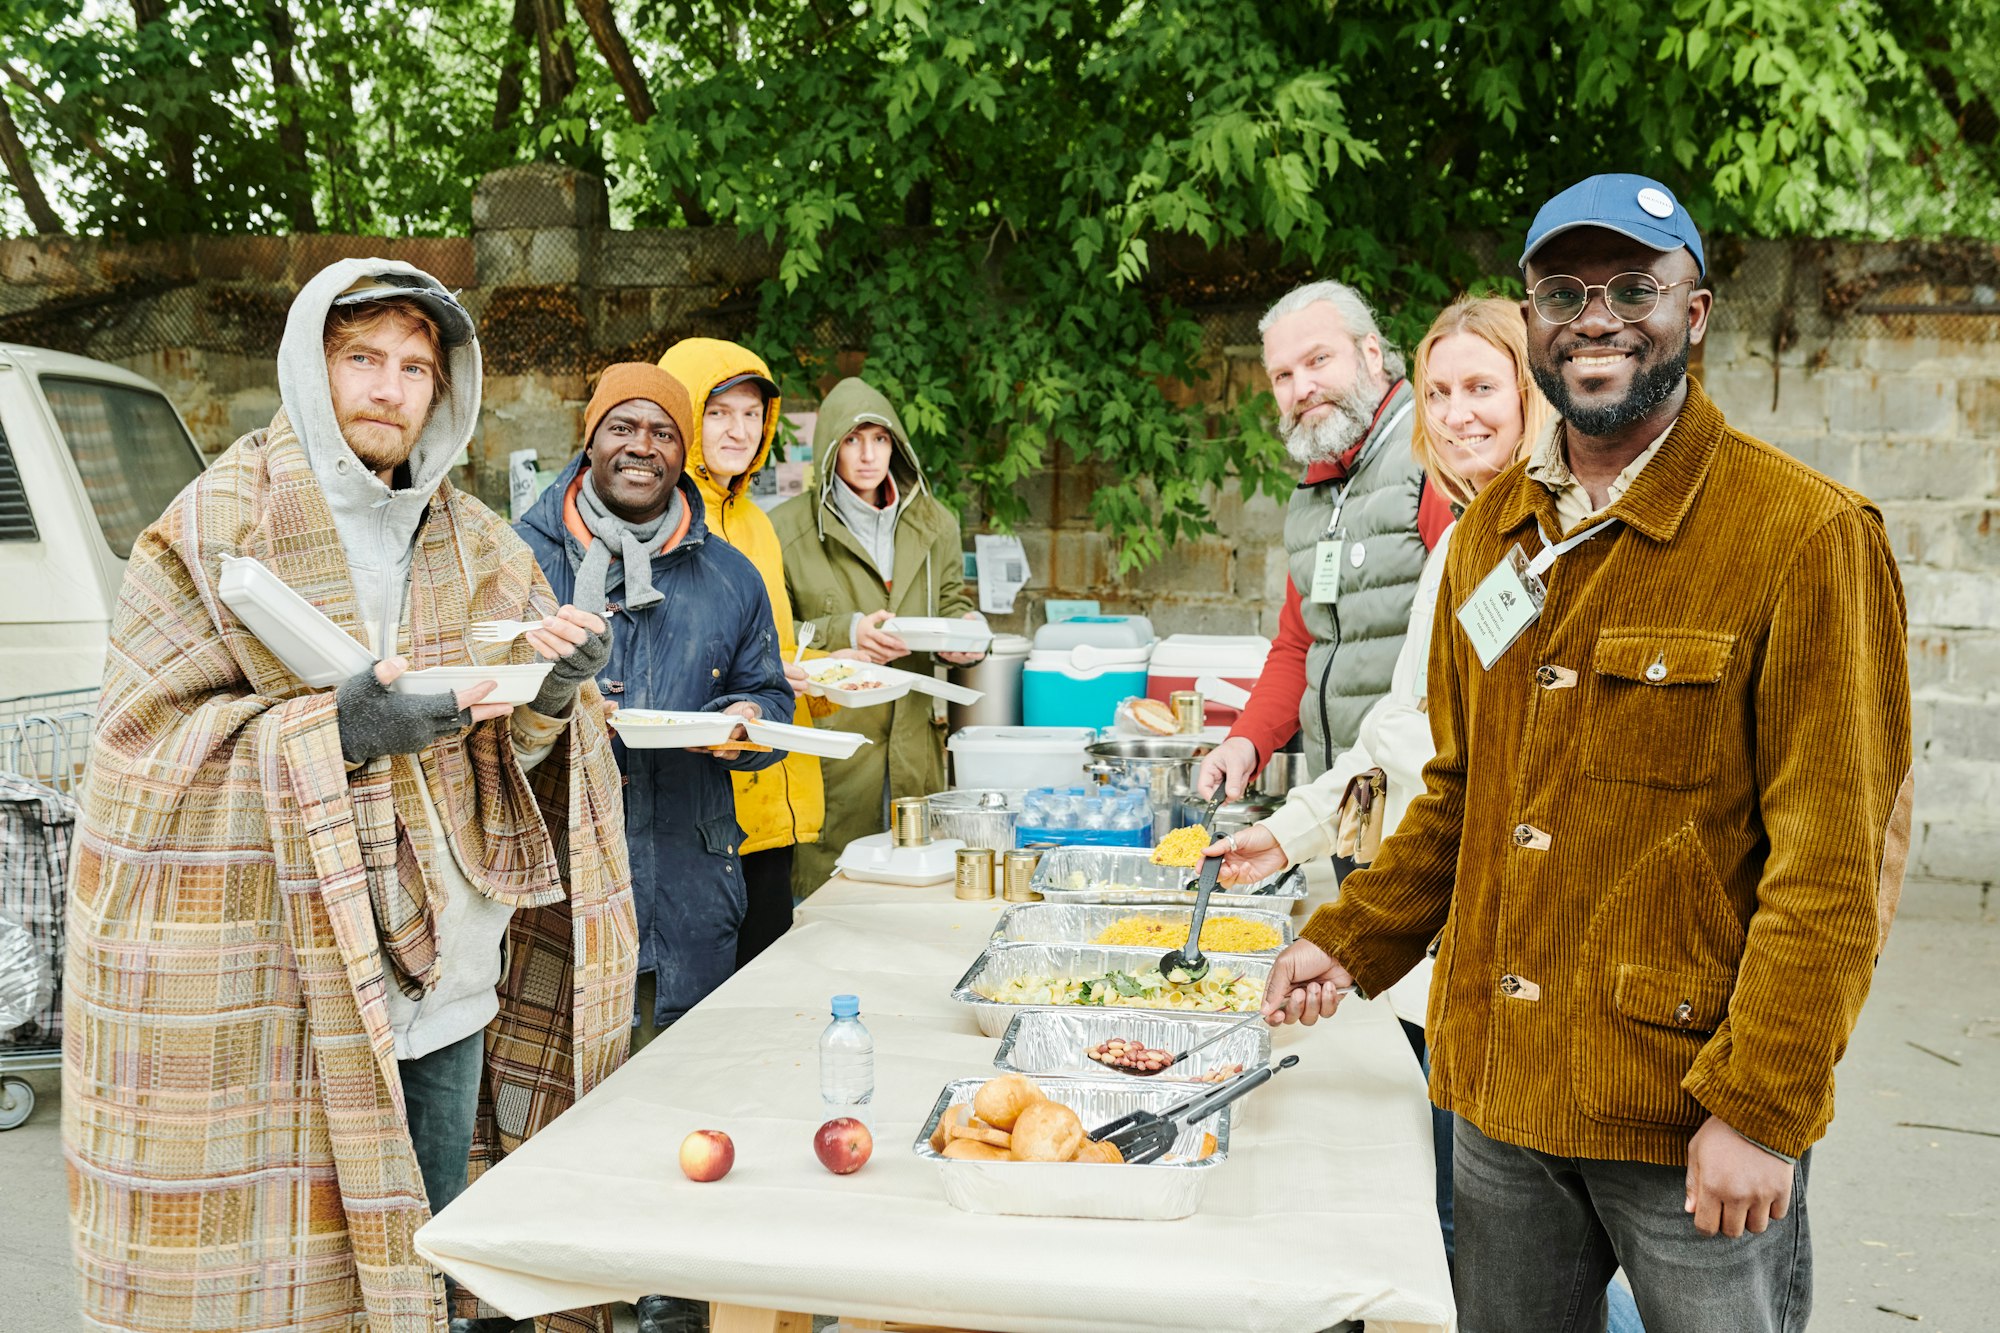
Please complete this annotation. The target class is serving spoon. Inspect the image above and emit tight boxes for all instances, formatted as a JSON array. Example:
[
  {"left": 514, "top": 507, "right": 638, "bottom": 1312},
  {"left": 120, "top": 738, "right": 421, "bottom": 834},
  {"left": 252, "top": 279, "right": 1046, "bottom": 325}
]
[
  {"left": 1101, "top": 1010, "right": 1268, "bottom": 1078},
  {"left": 1160, "top": 790, "right": 1229, "bottom": 984}
]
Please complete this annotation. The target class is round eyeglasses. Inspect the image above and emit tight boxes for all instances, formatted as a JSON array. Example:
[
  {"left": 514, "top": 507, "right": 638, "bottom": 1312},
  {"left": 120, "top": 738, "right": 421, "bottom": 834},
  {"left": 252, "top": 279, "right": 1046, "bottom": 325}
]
[{"left": 1530, "top": 273, "right": 1697, "bottom": 325}]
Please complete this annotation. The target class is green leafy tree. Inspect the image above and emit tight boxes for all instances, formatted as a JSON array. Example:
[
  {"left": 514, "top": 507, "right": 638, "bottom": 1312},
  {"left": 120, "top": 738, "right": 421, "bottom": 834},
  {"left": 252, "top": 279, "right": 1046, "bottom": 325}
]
[{"left": 1, "top": 0, "right": 1994, "bottom": 564}]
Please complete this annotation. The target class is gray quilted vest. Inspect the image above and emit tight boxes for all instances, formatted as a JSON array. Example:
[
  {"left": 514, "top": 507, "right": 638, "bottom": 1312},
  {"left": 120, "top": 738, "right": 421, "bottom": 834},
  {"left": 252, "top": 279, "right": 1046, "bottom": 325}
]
[{"left": 1281, "top": 380, "right": 1426, "bottom": 776}]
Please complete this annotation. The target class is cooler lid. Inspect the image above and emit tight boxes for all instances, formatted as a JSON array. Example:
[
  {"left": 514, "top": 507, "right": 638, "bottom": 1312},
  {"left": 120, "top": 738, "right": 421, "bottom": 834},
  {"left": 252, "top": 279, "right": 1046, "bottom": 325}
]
[
  {"left": 1032, "top": 614, "right": 1156, "bottom": 652},
  {"left": 948, "top": 725, "right": 1100, "bottom": 749},
  {"left": 1026, "top": 645, "right": 1154, "bottom": 671},
  {"left": 1148, "top": 633, "right": 1272, "bottom": 674}
]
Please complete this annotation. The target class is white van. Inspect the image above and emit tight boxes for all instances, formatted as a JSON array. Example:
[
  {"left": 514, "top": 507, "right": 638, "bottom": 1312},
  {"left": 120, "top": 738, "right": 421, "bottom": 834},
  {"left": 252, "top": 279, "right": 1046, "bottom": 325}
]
[{"left": 0, "top": 344, "right": 207, "bottom": 698}]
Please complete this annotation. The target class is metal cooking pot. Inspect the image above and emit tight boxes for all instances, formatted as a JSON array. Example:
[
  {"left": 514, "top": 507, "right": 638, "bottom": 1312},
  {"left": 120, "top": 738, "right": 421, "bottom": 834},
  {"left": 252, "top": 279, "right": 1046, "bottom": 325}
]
[
  {"left": 1175, "top": 793, "right": 1280, "bottom": 837},
  {"left": 1254, "top": 751, "right": 1311, "bottom": 798},
  {"left": 1083, "top": 736, "right": 1215, "bottom": 842}
]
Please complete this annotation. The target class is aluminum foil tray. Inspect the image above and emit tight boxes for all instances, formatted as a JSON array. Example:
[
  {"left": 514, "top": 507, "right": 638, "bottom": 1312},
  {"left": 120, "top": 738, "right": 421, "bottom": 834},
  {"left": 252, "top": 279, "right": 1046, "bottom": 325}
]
[
  {"left": 1029, "top": 846, "right": 1307, "bottom": 909},
  {"left": 987, "top": 901, "right": 1294, "bottom": 953},
  {"left": 993, "top": 1008, "right": 1272, "bottom": 1085},
  {"left": 912, "top": 1075, "right": 1230, "bottom": 1219},
  {"left": 951, "top": 943, "right": 1275, "bottom": 1038}
]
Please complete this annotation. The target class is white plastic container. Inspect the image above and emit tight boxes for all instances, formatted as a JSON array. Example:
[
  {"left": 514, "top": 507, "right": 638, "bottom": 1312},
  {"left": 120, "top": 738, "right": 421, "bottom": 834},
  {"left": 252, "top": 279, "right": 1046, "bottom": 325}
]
[
  {"left": 389, "top": 663, "right": 552, "bottom": 705},
  {"left": 882, "top": 616, "right": 995, "bottom": 654},
  {"left": 217, "top": 554, "right": 374, "bottom": 686},
  {"left": 834, "top": 831, "right": 966, "bottom": 886},
  {"left": 947, "top": 725, "right": 1096, "bottom": 791},
  {"left": 1145, "top": 634, "right": 1271, "bottom": 727}
]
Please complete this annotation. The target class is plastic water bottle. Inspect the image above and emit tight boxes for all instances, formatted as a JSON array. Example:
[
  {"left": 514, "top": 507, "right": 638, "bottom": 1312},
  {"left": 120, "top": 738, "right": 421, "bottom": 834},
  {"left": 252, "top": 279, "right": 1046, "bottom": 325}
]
[{"left": 819, "top": 994, "right": 874, "bottom": 1127}]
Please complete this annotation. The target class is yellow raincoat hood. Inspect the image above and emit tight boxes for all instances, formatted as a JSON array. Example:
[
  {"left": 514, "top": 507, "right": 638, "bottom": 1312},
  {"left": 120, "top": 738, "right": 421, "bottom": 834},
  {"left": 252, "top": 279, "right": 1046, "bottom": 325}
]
[{"left": 659, "top": 337, "right": 825, "bottom": 855}]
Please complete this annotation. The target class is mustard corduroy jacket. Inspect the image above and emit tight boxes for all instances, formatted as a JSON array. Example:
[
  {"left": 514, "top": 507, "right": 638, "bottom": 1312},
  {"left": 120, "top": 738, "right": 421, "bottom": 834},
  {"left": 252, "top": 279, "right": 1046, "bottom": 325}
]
[{"left": 1303, "top": 380, "right": 1913, "bottom": 1165}]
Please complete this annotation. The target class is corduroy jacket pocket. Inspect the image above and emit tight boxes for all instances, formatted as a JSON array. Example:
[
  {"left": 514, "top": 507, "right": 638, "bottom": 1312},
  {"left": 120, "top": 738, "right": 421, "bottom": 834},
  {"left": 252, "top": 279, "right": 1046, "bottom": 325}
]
[
  {"left": 1582, "top": 628, "right": 1737, "bottom": 789},
  {"left": 1573, "top": 963, "right": 1736, "bottom": 1131}
]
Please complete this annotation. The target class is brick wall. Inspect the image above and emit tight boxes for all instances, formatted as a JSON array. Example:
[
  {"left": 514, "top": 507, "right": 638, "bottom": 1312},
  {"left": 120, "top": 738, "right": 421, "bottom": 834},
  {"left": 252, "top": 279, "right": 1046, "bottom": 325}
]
[{"left": 2, "top": 170, "right": 1993, "bottom": 896}]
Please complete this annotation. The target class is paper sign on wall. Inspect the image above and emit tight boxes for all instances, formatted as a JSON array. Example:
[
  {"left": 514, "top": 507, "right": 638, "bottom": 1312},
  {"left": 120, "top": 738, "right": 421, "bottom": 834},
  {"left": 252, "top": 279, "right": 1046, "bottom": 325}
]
[{"left": 974, "top": 534, "right": 1031, "bottom": 614}]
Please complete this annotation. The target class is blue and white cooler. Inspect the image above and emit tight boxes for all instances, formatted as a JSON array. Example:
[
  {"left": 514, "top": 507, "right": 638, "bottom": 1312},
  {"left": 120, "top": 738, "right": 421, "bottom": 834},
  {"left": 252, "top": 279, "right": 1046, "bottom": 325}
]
[{"left": 1021, "top": 615, "right": 1155, "bottom": 729}]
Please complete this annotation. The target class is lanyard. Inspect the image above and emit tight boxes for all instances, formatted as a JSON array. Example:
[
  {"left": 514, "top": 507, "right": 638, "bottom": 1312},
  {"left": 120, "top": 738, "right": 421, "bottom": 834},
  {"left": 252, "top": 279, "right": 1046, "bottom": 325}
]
[
  {"left": 1529, "top": 514, "right": 1618, "bottom": 579},
  {"left": 1317, "top": 398, "right": 1415, "bottom": 540}
]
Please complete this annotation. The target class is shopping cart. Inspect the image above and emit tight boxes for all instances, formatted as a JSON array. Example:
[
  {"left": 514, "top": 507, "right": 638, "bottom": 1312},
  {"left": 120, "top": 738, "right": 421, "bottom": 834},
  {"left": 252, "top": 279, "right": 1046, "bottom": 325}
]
[{"left": 0, "top": 686, "right": 95, "bottom": 1129}]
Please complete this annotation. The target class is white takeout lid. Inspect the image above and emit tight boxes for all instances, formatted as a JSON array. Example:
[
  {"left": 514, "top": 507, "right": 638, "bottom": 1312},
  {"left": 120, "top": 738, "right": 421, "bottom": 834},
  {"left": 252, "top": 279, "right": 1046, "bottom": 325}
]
[{"left": 218, "top": 554, "right": 375, "bottom": 687}]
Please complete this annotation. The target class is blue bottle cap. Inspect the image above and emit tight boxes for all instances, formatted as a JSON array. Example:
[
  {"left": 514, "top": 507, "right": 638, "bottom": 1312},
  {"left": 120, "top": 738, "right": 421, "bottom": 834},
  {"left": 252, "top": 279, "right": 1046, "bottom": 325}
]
[{"left": 830, "top": 994, "right": 860, "bottom": 1018}]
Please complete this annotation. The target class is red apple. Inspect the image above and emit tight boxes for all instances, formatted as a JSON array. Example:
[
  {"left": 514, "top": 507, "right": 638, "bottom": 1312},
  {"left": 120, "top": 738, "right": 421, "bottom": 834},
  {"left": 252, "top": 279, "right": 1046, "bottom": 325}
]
[
  {"left": 678, "top": 1129, "right": 734, "bottom": 1182},
  {"left": 813, "top": 1117, "right": 873, "bottom": 1175}
]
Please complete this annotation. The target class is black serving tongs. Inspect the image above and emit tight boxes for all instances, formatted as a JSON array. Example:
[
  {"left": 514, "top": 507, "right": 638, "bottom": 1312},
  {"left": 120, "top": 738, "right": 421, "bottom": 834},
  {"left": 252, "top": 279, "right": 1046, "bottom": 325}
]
[{"left": 1087, "top": 1054, "right": 1300, "bottom": 1164}]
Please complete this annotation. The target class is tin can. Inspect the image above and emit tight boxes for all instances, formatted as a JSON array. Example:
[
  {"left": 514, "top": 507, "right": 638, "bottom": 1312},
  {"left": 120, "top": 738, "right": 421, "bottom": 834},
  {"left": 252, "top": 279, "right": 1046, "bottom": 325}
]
[
  {"left": 1170, "top": 691, "right": 1205, "bottom": 734},
  {"left": 892, "top": 796, "right": 931, "bottom": 847},
  {"left": 954, "top": 847, "right": 996, "bottom": 900},
  {"left": 1001, "top": 850, "right": 1042, "bottom": 902}
]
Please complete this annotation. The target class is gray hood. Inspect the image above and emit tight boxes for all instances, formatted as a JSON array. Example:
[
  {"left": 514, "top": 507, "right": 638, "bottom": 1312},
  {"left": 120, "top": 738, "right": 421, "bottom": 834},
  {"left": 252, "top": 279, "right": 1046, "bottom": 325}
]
[{"left": 276, "top": 257, "right": 482, "bottom": 649}]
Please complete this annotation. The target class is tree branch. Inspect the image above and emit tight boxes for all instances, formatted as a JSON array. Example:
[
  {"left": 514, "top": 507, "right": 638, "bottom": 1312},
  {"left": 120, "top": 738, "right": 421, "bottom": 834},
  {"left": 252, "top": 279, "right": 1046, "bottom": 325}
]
[
  {"left": 0, "top": 88, "right": 61, "bottom": 234},
  {"left": 574, "top": 0, "right": 654, "bottom": 121},
  {"left": 262, "top": 1, "right": 318, "bottom": 232}
]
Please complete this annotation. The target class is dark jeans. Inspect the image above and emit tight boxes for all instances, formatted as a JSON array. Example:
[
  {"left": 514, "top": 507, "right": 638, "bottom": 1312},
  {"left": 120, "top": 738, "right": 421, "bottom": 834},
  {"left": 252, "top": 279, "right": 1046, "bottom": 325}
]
[
  {"left": 400, "top": 1028, "right": 485, "bottom": 1215},
  {"left": 734, "top": 845, "right": 795, "bottom": 970},
  {"left": 1452, "top": 1117, "right": 1810, "bottom": 1333}
]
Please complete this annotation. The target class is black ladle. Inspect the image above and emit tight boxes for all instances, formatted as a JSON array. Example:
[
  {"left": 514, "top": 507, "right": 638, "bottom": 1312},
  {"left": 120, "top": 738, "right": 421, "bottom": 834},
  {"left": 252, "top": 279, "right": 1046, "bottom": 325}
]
[{"left": 1161, "top": 828, "right": 1227, "bottom": 986}]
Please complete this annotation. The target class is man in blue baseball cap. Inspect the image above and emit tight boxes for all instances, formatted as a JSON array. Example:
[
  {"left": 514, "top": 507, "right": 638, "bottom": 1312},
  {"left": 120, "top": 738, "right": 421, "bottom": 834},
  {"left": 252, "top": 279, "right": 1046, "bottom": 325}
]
[{"left": 1256, "top": 172, "right": 1913, "bottom": 1332}]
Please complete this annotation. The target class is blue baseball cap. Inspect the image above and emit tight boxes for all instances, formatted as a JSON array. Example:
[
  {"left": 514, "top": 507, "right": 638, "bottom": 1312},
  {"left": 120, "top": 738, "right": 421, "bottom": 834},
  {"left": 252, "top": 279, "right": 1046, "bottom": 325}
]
[{"left": 1520, "top": 174, "right": 1705, "bottom": 278}]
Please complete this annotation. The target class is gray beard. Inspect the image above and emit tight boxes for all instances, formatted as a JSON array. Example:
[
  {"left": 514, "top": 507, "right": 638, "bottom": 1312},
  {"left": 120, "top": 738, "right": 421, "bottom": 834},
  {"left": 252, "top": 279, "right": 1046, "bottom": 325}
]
[{"left": 1281, "top": 390, "right": 1376, "bottom": 465}]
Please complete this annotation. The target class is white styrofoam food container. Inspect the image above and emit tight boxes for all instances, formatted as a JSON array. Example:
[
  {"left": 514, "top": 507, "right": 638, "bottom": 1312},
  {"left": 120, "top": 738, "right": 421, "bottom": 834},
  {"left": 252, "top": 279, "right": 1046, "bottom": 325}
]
[
  {"left": 606, "top": 709, "right": 748, "bottom": 749},
  {"left": 389, "top": 663, "right": 552, "bottom": 705},
  {"left": 741, "top": 717, "right": 871, "bottom": 760},
  {"left": 218, "top": 554, "right": 374, "bottom": 686},
  {"left": 805, "top": 658, "right": 983, "bottom": 708},
  {"left": 835, "top": 830, "right": 965, "bottom": 885},
  {"left": 883, "top": 616, "right": 995, "bottom": 654}
]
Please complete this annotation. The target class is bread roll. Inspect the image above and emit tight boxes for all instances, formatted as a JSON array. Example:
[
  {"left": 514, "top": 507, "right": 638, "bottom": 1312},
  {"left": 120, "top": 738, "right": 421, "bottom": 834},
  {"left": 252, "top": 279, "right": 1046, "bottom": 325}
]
[
  {"left": 941, "top": 1138, "right": 1013, "bottom": 1162},
  {"left": 930, "top": 1103, "right": 972, "bottom": 1153},
  {"left": 1008, "top": 1100, "right": 1086, "bottom": 1162},
  {"left": 1129, "top": 697, "right": 1176, "bottom": 735},
  {"left": 948, "top": 1120, "right": 1012, "bottom": 1149},
  {"left": 973, "top": 1074, "right": 1045, "bottom": 1132},
  {"left": 1073, "top": 1137, "right": 1124, "bottom": 1165}
]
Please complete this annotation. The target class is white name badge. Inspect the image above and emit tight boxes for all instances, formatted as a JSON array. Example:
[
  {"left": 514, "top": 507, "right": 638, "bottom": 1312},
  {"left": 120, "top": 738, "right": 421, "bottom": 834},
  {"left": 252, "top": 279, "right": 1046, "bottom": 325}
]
[
  {"left": 1309, "top": 528, "right": 1349, "bottom": 603},
  {"left": 1455, "top": 514, "right": 1622, "bottom": 670},
  {"left": 1456, "top": 544, "right": 1545, "bottom": 669}
]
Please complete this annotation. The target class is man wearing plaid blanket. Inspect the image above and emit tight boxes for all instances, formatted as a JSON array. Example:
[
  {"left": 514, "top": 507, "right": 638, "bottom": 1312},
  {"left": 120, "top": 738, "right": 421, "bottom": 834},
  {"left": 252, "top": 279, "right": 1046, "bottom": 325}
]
[{"left": 64, "top": 259, "right": 636, "bottom": 1333}]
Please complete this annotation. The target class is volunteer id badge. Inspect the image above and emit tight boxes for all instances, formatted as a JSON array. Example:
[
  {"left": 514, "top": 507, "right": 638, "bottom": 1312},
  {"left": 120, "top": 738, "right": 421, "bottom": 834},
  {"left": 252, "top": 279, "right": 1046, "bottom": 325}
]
[
  {"left": 1309, "top": 527, "right": 1350, "bottom": 602},
  {"left": 1456, "top": 544, "right": 1546, "bottom": 669}
]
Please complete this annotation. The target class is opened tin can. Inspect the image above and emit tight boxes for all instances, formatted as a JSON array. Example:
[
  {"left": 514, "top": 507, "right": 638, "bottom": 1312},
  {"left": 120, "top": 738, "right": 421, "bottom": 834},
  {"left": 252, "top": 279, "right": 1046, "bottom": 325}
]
[
  {"left": 1001, "top": 849, "right": 1042, "bottom": 901},
  {"left": 954, "top": 846, "right": 996, "bottom": 899}
]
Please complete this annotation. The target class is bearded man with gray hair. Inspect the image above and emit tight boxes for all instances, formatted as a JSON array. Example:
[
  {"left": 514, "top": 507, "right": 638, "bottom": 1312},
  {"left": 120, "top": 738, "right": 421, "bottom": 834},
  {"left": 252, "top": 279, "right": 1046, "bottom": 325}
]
[{"left": 1197, "top": 280, "right": 1454, "bottom": 798}]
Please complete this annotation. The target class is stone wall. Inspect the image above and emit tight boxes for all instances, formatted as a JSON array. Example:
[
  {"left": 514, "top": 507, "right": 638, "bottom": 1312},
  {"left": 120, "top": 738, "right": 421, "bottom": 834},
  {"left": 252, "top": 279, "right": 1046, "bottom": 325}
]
[{"left": 2, "top": 167, "right": 1995, "bottom": 896}]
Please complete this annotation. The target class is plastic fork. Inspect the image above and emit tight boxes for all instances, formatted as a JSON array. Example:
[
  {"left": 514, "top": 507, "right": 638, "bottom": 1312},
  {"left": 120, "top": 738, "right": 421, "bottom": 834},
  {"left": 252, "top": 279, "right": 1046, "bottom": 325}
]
[
  {"left": 468, "top": 618, "right": 542, "bottom": 645},
  {"left": 793, "top": 619, "right": 816, "bottom": 664}
]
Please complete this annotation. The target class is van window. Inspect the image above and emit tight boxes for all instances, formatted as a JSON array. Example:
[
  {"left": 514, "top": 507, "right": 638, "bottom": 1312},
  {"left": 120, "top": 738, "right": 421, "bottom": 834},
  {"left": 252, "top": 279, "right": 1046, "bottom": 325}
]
[
  {"left": 40, "top": 376, "right": 204, "bottom": 559},
  {"left": 0, "top": 420, "right": 40, "bottom": 541}
]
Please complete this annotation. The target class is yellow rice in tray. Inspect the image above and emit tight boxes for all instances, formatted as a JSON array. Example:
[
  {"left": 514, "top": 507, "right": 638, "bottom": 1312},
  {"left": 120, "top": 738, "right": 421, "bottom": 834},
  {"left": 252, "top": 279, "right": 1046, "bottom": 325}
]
[
  {"left": 1093, "top": 913, "right": 1283, "bottom": 953},
  {"left": 1150, "top": 824, "right": 1211, "bottom": 867}
]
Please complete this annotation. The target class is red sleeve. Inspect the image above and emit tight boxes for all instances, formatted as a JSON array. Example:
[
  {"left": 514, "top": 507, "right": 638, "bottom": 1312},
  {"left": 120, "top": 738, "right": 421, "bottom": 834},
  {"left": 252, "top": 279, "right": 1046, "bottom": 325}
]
[
  {"left": 1228, "top": 579, "right": 1308, "bottom": 765},
  {"left": 1416, "top": 475, "right": 1455, "bottom": 551}
]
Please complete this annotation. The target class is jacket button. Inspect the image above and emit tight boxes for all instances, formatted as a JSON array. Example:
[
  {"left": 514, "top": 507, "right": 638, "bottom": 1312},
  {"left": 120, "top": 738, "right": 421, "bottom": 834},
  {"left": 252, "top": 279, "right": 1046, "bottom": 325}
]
[
  {"left": 711, "top": 668, "right": 721, "bottom": 678},
  {"left": 605, "top": 680, "right": 625, "bottom": 694},
  {"left": 1674, "top": 1000, "right": 1694, "bottom": 1028},
  {"left": 1535, "top": 665, "right": 1577, "bottom": 690},
  {"left": 1512, "top": 823, "right": 1550, "bottom": 850},
  {"left": 1646, "top": 661, "right": 1668, "bottom": 682}
]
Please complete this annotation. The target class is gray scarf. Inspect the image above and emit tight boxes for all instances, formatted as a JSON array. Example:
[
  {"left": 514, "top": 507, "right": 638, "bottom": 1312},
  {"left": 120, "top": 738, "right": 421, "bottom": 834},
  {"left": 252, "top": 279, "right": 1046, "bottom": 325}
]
[{"left": 573, "top": 472, "right": 681, "bottom": 614}]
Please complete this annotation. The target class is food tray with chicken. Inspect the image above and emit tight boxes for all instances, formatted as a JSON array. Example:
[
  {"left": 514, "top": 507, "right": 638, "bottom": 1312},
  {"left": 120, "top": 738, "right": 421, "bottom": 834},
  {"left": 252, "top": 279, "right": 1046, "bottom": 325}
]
[
  {"left": 950, "top": 942, "right": 1275, "bottom": 1038},
  {"left": 986, "top": 902, "right": 1293, "bottom": 954},
  {"left": 1029, "top": 846, "right": 1307, "bottom": 910},
  {"left": 992, "top": 1008, "right": 1272, "bottom": 1086},
  {"left": 913, "top": 1074, "right": 1230, "bottom": 1219}
]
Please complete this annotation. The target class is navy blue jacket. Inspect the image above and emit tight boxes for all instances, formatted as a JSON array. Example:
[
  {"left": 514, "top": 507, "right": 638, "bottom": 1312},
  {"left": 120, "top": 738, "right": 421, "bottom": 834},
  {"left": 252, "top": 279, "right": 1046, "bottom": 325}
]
[{"left": 516, "top": 459, "right": 794, "bottom": 1024}]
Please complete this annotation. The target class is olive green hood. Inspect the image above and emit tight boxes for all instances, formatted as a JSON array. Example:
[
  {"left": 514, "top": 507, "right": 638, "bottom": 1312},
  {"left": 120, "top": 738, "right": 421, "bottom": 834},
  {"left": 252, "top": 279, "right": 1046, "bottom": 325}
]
[{"left": 809, "top": 376, "right": 931, "bottom": 540}]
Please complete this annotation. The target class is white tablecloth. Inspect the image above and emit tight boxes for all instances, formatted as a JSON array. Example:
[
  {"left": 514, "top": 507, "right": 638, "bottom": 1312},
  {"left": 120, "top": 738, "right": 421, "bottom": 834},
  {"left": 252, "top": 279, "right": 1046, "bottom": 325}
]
[{"left": 417, "top": 872, "right": 1456, "bottom": 1332}]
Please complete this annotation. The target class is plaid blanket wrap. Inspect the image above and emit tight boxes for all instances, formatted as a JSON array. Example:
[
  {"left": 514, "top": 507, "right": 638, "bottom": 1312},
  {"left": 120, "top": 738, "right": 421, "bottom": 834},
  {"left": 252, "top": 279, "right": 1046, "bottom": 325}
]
[{"left": 63, "top": 413, "right": 635, "bottom": 1332}]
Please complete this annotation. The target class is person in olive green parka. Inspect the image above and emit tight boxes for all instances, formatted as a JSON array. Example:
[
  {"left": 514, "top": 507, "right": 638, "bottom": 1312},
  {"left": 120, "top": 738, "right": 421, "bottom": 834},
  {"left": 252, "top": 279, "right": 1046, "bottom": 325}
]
[{"left": 771, "top": 377, "right": 985, "bottom": 897}]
